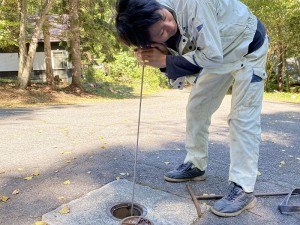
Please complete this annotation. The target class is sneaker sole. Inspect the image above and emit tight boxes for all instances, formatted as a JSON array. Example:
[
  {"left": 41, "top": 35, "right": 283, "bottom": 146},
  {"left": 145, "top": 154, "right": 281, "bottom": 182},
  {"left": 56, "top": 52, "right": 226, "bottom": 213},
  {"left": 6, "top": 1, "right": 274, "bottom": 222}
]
[
  {"left": 210, "top": 197, "right": 257, "bottom": 217},
  {"left": 164, "top": 175, "right": 206, "bottom": 183}
]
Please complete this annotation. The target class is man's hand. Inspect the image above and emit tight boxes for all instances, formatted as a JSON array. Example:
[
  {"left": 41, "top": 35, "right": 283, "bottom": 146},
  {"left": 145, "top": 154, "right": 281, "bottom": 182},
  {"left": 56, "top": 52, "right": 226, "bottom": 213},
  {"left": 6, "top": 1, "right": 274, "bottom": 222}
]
[{"left": 134, "top": 44, "right": 168, "bottom": 68}]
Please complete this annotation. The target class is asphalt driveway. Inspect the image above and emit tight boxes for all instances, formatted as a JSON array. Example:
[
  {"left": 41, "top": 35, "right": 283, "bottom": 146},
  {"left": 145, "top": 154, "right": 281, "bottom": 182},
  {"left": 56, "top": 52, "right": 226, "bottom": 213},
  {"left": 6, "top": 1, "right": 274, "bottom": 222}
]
[{"left": 0, "top": 89, "right": 299, "bottom": 225}]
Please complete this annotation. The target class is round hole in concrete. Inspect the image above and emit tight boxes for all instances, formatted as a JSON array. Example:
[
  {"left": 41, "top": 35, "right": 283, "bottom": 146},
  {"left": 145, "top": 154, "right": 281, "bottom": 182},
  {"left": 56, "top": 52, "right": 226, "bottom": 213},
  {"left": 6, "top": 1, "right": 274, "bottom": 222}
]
[
  {"left": 107, "top": 202, "right": 147, "bottom": 220},
  {"left": 119, "top": 216, "right": 153, "bottom": 225}
]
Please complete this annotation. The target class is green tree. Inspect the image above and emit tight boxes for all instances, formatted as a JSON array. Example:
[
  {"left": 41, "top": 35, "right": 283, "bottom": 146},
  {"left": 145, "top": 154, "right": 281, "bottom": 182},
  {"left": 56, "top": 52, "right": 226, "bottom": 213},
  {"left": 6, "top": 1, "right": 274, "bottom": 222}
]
[
  {"left": 79, "top": 0, "right": 119, "bottom": 64},
  {"left": 0, "top": 0, "right": 19, "bottom": 50},
  {"left": 243, "top": 0, "right": 300, "bottom": 92},
  {"left": 17, "top": 0, "right": 54, "bottom": 89},
  {"left": 69, "top": 0, "right": 83, "bottom": 90}
]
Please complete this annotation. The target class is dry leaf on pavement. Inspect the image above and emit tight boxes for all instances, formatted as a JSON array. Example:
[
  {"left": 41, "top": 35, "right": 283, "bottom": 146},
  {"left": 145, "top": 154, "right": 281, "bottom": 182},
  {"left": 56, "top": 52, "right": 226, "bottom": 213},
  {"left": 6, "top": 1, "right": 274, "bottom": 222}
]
[
  {"left": 32, "top": 170, "right": 40, "bottom": 176},
  {"left": 59, "top": 206, "right": 70, "bottom": 214},
  {"left": 34, "top": 221, "right": 48, "bottom": 225},
  {"left": 63, "top": 180, "right": 71, "bottom": 185},
  {"left": 279, "top": 160, "right": 286, "bottom": 167},
  {"left": 1, "top": 195, "right": 9, "bottom": 202},
  {"left": 257, "top": 171, "right": 262, "bottom": 176},
  {"left": 61, "top": 151, "right": 72, "bottom": 154},
  {"left": 12, "top": 189, "right": 20, "bottom": 195},
  {"left": 58, "top": 196, "right": 65, "bottom": 202}
]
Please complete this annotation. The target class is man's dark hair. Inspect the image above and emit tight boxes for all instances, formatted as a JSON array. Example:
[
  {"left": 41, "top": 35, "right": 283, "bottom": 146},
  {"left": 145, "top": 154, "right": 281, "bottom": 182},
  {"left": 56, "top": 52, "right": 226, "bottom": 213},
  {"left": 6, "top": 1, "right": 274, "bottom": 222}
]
[{"left": 115, "top": 0, "right": 163, "bottom": 47}]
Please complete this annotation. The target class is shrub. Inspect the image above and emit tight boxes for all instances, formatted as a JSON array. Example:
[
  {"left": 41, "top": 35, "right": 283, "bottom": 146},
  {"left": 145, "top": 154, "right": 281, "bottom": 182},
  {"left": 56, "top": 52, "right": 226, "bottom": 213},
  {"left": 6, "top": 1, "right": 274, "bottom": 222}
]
[{"left": 83, "top": 51, "right": 169, "bottom": 95}]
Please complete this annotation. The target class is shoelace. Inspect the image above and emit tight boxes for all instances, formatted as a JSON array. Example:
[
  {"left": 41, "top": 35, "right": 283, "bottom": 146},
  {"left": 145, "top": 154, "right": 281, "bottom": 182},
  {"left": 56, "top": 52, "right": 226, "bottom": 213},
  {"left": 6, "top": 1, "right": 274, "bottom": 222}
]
[
  {"left": 226, "top": 185, "right": 241, "bottom": 201},
  {"left": 177, "top": 162, "right": 192, "bottom": 171}
]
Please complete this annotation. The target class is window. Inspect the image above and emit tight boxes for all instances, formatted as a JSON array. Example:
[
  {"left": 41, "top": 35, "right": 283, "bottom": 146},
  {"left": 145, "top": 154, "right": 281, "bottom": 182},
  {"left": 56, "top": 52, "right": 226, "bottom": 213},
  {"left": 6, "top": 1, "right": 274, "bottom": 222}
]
[{"left": 52, "top": 50, "right": 68, "bottom": 69}]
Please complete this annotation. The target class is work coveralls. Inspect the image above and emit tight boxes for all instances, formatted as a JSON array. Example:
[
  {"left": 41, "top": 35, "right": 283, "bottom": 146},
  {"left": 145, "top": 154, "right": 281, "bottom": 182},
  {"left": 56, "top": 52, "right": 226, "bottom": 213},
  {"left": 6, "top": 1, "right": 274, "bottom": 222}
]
[{"left": 158, "top": 0, "right": 269, "bottom": 192}]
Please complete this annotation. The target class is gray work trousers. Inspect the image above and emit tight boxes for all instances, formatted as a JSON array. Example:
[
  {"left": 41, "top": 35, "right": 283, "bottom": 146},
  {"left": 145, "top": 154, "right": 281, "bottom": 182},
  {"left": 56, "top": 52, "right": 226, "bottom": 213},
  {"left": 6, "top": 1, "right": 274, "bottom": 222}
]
[{"left": 184, "top": 36, "right": 269, "bottom": 192}]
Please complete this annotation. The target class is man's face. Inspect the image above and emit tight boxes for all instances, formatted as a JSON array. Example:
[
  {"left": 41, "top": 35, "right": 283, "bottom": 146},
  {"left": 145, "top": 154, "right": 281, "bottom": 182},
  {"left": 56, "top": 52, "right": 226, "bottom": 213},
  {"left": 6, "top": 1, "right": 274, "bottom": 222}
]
[{"left": 148, "top": 8, "right": 177, "bottom": 44}]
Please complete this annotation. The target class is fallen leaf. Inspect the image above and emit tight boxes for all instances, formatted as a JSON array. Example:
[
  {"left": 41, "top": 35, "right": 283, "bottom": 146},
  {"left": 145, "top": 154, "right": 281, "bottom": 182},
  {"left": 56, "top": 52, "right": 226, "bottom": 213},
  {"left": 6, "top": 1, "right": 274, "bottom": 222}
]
[
  {"left": 164, "top": 162, "right": 170, "bottom": 165},
  {"left": 34, "top": 221, "right": 48, "bottom": 225},
  {"left": 61, "top": 151, "right": 72, "bottom": 154},
  {"left": 1, "top": 195, "right": 9, "bottom": 202},
  {"left": 63, "top": 180, "right": 71, "bottom": 185},
  {"left": 119, "top": 173, "right": 129, "bottom": 176},
  {"left": 280, "top": 160, "right": 286, "bottom": 165},
  {"left": 12, "top": 189, "right": 20, "bottom": 195},
  {"left": 101, "top": 146, "right": 106, "bottom": 149},
  {"left": 66, "top": 160, "right": 71, "bottom": 163},
  {"left": 17, "top": 168, "right": 24, "bottom": 171},
  {"left": 59, "top": 206, "right": 70, "bottom": 214},
  {"left": 87, "top": 171, "right": 91, "bottom": 174},
  {"left": 32, "top": 170, "right": 40, "bottom": 176},
  {"left": 279, "top": 160, "right": 286, "bottom": 168},
  {"left": 0, "top": 170, "right": 5, "bottom": 174},
  {"left": 58, "top": 196, "right": 65, "bottom": 202},
  {"left": 257, "top": 171, "right": 262, "bottom": 176},
  {"left": 24, "top": 176, "right": 33, "bottom": 180},
  {"left": 115, "top": 176, "right": 120, "bottom": 180}
]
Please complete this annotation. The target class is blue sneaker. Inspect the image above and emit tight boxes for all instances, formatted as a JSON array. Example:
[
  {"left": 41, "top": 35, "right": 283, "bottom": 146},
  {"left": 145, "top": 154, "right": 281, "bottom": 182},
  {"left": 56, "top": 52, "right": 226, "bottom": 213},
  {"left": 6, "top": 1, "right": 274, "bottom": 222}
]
[
  {"left": 164, "top": 162, "right": 205, "bottom": 182},
  {"left": 211, "top": 183, "right": 257, "bottom": 217}
]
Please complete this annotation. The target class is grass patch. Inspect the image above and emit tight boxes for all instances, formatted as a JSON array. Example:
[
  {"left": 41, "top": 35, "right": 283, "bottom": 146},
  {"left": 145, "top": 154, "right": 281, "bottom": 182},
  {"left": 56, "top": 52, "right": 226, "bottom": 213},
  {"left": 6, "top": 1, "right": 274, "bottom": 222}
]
[{"left": 264, "top": 92, "right": 300, "bottom": 103}]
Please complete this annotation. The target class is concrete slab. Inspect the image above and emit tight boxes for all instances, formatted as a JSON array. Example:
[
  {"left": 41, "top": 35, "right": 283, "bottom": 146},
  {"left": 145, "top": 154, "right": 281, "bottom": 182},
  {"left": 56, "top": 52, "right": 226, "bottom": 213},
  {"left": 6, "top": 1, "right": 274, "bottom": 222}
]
[{"left": 42, "top": 179, "right": 200, "bottom": 225}]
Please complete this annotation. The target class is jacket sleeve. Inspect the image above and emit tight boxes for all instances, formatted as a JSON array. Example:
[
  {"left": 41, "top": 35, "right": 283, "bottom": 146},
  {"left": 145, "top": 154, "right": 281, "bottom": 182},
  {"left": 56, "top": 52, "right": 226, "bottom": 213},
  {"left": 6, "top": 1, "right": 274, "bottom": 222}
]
[{"left": 182, "top": 0, "right": 223, "bottom": 68}]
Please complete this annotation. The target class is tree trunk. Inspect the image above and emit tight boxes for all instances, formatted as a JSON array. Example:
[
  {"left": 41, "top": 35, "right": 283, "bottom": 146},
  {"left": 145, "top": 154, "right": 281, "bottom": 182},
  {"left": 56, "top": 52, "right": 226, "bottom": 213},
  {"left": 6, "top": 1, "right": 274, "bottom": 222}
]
[
  {"left": 285, "top": 59, "right": 289, "bottom": 92},
  {"left": 18, "top": 0, "right": 54, "bottom": 89},
  {"left": 43, "top": 15, "right": 54, "bottom": 87},
  {"left": 17, "top": 0, "right": 27, "bottom": 87},
  {"left": 296, "top": 57, "right": 300, "bottom": 76},
  {"left": 69, "top": 0, "right": 83, "bottom": 91},
  {"left": 277, "top": 45, "right": 284, "bottom": 92}
]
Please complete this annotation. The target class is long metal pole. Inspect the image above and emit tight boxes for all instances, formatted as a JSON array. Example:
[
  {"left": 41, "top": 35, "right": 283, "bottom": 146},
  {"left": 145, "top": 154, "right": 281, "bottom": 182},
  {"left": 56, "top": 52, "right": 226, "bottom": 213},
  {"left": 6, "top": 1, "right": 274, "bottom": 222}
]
[
  {"left": 130, "top": 65, "right": 145, "bottom": 216},
  {"left": 187, "top": 184, "right": 294, "bottom": 200}
]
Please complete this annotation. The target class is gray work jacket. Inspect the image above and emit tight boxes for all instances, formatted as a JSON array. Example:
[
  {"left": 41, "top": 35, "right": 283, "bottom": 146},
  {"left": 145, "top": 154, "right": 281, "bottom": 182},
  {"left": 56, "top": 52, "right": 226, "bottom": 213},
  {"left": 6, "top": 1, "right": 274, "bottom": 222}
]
[{"left": 158, "top": 0, "right": 258, "bottom": 86}]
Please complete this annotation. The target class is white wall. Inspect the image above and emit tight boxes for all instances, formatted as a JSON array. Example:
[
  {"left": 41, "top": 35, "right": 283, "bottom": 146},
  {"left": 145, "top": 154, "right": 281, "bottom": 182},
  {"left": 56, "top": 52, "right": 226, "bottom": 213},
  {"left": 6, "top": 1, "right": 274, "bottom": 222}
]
[
  {"left": 0, "top": 53, "right": 19, "bottom": 71},
  {"left": 0, "top": 51, "right": 68, "bottom": 72},
  {"left": 33, "top": 52, "right": 46, "bottom": 70}
]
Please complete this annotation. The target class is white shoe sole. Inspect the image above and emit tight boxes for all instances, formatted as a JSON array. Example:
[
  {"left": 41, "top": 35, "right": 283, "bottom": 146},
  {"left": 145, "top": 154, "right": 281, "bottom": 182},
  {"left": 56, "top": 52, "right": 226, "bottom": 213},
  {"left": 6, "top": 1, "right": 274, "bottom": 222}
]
[
  {"left": 164, "top": 175, "right": 206, "bottom": 183},
  {"left": 210, "top": 197, "right": 257, "bottom": 217}
]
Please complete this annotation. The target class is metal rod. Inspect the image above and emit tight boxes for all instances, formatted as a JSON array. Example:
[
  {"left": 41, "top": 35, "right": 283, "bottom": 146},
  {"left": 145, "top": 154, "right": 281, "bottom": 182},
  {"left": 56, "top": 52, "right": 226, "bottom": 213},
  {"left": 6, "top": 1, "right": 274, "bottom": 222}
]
[
  {"left": 187, "top": 184, "right": 293, "bottom": 201},
  {"left": 187, "top": 184, "right": 203, "bottom": 217},
  {"left": 130, "top": 65, "right": 145, "bottom": 216},
  {"left": 195, "top": 192, "right": 293, "bottom": 200}
]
